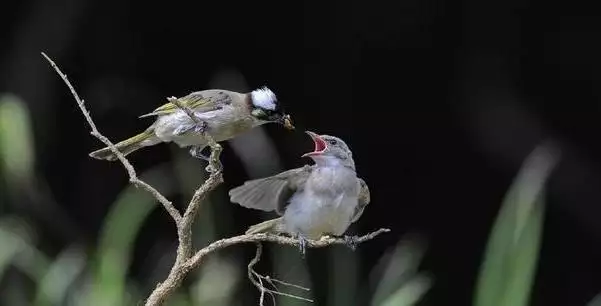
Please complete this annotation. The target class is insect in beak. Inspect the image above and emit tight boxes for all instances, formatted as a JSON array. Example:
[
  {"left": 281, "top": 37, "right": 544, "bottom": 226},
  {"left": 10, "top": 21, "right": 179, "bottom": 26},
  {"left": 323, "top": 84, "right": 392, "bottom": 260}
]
[{"left": 281, "top": 114, "right": 295, "bottom": 130}]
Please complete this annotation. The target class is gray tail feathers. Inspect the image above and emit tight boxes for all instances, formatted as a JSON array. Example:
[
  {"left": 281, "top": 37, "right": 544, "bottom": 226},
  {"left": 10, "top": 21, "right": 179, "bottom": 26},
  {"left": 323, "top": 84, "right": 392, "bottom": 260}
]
[
  {"left": 88, "top": 130, "right": 155, "bottom": 161},
  {"left": 246, "top": 217, "right": 284, "bottom": 234}
]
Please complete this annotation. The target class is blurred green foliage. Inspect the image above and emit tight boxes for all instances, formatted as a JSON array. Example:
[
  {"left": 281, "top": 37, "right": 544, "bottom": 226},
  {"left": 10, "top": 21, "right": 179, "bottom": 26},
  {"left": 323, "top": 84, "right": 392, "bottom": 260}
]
[
  {"left": 0, "top": 92, "right": 590, "bottom": 306},
  {"left": 473, "top": 144, "right": 556, "bottom": 306}
]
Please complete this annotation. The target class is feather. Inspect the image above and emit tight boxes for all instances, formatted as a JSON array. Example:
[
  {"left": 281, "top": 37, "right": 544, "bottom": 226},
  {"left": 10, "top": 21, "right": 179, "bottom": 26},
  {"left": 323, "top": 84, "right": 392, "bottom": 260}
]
[
  {"left": 250, "top": 86, "right": 277, "bottom": 110},
  {"left": 229, "top": 178, "right": 288, "bottom": 211},
  {"left": 139, "top": 91, "right": 226, "bottom": 118},
  {"left": 88, "top": 129, "right": 157, "bottom": 161},
  {"left": 245, "top": 217, "right": 285, "bottom": 234},
  {"left": 228, "top": 165, "right": 314, "bottom": 214},
  {"left": 351, "top": 177, "right": 370, "bottom": 223}
]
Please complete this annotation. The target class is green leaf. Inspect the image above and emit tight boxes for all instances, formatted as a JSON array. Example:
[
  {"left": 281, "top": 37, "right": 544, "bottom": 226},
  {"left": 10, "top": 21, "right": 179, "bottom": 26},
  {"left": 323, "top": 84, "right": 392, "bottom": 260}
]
[
  {"left": 33, "top": 246, "right": 87, "bottom": 306},
  {"left": 0, "top": 217, "right": 49, "bottom": 281},
  {"left": 190, "top": 256, "right": 241, "bottom": 306},
  {"left": 0, "top": 224, "right": 28, "bottom": 281},
  {"left": 378, "top": 273, "right": 432, "bottom": 306},
  {"left": 0, "top": 93, "right": 35, "bottom": 184},
  {"left": 473, "top": 142, "right": 559, "bottom": 306},
  {"left": 88, "top": 164, "right": 176, "bottom": 306},
  {"left": 587, "top": 292, "right": 601, "bottom": 306},
  {"left": 370, "top": 233, "right": 427, "bottom": 306},
  {"left": 370, "top": 233, "right": 430, "bottom": 306}
]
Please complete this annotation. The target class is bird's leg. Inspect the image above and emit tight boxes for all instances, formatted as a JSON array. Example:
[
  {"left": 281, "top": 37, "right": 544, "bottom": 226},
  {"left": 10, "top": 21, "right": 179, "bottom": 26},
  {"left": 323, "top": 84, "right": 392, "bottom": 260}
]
[
  {"left": 343, "top": 234, "right": 361, "bottom": 251},
  {"left": 189, "top": 146, "right": 210, "bottom": 161},
  {"left": 297, "top": 234, "right": 309, "bottom": 258},
  {"left": 319, "top": 235, "right": 334, "bottom": 241},
  {"left": 189, "top": 146, "right": 222, "bottom": 172}
]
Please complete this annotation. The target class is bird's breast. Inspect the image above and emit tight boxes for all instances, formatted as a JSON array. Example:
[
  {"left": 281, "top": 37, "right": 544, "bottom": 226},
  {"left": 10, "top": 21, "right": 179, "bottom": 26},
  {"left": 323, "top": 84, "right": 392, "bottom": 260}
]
[
  {"left": 205, "top": 111, "right": 255, "bottom": 141},
  {"left": 306, "top": 166, "right": 358, "bottom": 195}
]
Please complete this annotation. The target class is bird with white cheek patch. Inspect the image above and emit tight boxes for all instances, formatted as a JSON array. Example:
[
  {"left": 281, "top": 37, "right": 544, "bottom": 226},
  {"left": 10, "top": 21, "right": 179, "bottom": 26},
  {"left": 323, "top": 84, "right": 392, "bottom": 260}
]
[
  {"left": 88, "top": 86, "right": 294, "bottom": 162},
  {"left": 228, "top": 131, "right": 371, "bottom": 256}
]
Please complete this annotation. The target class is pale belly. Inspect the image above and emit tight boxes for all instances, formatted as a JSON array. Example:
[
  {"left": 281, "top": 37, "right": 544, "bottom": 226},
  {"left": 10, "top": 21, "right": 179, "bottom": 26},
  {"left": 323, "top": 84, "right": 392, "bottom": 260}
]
[
  {"left": 283, "top": 189, "right": 358, "bottom": 239},
  {"left": 152, "top": 108, "right": 256, "bottom": 147}
]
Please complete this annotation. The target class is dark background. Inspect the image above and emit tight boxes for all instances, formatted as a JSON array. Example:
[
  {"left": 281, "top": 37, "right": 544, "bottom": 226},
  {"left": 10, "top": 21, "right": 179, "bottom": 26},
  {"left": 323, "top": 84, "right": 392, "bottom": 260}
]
[{"left": 2, "top": 0, "right": 601, "bottom": 305}]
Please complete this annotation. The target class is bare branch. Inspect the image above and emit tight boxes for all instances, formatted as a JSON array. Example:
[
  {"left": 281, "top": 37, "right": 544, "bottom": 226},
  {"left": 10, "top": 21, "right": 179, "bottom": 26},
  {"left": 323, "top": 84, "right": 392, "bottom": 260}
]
[
  {"left": 265, "top": 275, "right": 312, "bottom": 292},
  {"left": 248, "top": 243, "right": 268, "bottom": 306},
  {"left": 186, "top": 228, "right": 390, "bottom": 271},
  {"left": 40, "top": 52, "right": 182, "bottom": 224},
  {"left": 146, "top": 229, "right": 390, "bottom": 305}
]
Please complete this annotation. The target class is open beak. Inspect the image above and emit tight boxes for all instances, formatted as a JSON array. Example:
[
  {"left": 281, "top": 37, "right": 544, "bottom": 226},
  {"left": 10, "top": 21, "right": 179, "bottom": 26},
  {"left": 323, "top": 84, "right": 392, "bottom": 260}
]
[{"left": 301, "top": 131, "right": 327, "bottom": 158}]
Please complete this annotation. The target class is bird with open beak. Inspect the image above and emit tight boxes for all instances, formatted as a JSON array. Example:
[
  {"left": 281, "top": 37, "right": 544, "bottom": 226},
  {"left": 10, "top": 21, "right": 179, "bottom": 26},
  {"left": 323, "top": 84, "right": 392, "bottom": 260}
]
[
  {"left": 88, "top": 86, "right": 294, "bottom": 162},
  {"left": 228, "top": 131, "right": 371, "bottom": 255}
]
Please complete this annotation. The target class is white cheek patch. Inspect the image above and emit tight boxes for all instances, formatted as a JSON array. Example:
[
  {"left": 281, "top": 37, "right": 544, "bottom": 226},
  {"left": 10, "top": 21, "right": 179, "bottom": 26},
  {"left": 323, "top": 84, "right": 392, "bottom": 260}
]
[{"left": 251, "top": 87, "right": 277, "bottom": 110}]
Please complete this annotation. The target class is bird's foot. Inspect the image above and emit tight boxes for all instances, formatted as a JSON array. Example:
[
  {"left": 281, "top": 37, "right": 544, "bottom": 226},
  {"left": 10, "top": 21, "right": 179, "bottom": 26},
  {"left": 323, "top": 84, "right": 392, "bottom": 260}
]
[
  {"left": 319, "top": 235, "right": 334, "bottom": 241},
  {"left": 189, "top": 146, "right": 210, "bottom": 161},
  {"left": 189, "top": 146, "right": 222, "bottom": 173},
  {"left": 343, "top": 234, "right": 360, "bottom": 251}
]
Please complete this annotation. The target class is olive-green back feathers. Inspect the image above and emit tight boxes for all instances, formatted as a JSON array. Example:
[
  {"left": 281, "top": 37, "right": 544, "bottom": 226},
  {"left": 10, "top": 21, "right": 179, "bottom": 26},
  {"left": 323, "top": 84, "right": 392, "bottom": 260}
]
[{"left": 138, "top": 92, "right": 227, "bottom": 118}]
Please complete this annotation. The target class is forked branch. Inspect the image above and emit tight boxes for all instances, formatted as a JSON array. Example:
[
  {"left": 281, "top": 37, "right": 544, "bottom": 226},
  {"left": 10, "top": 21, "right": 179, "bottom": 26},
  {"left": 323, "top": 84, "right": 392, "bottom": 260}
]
[{"left": 41, "top": 52, "right": 390, "bottom": 306}]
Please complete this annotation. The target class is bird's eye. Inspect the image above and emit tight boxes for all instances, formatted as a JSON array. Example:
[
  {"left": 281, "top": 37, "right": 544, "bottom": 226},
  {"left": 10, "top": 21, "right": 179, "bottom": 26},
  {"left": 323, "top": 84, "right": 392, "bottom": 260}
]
[{"left": 328, "top": 139, "right": 337, "bottom": 145}]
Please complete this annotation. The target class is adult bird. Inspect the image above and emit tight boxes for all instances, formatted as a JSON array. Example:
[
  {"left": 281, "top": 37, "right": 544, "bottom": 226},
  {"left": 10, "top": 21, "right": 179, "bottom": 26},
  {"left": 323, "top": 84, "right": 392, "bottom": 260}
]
[
  {"left": 88, "top": 86, "right": 294, "bottom": 162},
  {"left": 228, "top": 131, "right": 370, "bottom": 255}
]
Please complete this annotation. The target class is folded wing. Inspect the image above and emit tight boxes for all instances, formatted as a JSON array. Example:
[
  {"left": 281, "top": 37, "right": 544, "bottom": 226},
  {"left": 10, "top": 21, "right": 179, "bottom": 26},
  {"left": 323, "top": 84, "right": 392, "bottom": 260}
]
[
  {"left": 351, "top": 177, "right": 371, "bottom": 223},
  {"left": 139, "top": 91, "right": 224, "bottom": 118}
]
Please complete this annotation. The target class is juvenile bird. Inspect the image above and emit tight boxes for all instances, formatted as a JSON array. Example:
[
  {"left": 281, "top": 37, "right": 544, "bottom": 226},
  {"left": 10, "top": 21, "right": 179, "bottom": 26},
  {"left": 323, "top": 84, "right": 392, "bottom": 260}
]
[
  {"left": 228, "top": 131, "right": 370, "bottom": 255},
  {"left": 88, "top": 86, "right": 294, "bottom": 162}
]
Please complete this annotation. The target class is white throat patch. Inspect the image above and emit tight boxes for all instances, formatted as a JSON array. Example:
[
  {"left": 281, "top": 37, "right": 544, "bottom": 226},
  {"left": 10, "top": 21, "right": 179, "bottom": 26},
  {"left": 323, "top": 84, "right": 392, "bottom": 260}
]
[{"left": 251, "top": 87, "right": 277, "bottom": 110}]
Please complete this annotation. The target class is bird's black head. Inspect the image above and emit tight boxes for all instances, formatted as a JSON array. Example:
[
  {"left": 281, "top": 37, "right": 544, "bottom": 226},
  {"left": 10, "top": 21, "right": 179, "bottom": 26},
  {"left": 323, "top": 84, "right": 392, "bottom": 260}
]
[{"left": 249, "top": 86, "right": 294, "bottom": 129}]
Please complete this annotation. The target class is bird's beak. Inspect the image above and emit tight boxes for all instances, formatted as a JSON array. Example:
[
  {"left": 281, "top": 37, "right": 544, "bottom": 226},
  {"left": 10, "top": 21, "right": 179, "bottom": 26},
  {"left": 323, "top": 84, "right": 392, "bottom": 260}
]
[{"left": 302, "top": 131, "right": 327, "bottom": 158}]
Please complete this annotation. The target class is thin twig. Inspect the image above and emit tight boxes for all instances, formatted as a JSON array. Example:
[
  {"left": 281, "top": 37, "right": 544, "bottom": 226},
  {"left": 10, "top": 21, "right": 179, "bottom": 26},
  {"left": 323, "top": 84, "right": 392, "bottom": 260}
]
[
  {"left": 248, "top": 242, "right": 313, "bottom": 304},
  {"left": 40, "top": 52, "right": 182, "bottom": 224},
  {"left": 248, "top": 243, "right": 267, "bottom": 306},
  {"left": 266, "top": 275, "right": 312, "bottom": 292}
]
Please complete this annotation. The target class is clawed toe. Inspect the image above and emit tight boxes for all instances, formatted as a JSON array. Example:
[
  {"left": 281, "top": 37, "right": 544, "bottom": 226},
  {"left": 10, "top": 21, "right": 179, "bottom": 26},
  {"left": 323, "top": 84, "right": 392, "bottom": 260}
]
[
  {"left": 189, "top": 146, "right": 210, "bottom": 161},
  {"left": 297, "top": 235, "right": 308, "bottom": 258}
]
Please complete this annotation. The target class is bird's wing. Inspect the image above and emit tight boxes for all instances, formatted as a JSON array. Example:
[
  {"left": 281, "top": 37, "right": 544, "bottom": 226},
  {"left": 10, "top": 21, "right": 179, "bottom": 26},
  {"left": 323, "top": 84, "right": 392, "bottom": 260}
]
[
  {"left": 139, "top": 91, "right": 226, "bottom": 118},
  {"left": 228, "top": 165, "right": 313, "bottom": 215},
  {"left": 350, "top": 177, "right": 370, "bottom": 223}
]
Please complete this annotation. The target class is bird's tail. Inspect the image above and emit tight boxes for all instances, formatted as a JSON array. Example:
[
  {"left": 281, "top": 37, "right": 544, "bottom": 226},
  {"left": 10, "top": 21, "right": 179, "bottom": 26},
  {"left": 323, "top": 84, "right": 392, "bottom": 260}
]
[
  {"left": 246, "top": 217, "right": 285, "bottom": 235},
  {"left": 88, "top": 130, "right": 156, "bottom": 161}
]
